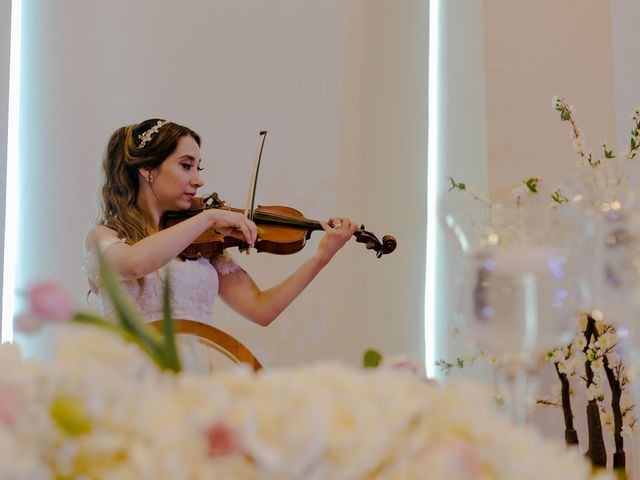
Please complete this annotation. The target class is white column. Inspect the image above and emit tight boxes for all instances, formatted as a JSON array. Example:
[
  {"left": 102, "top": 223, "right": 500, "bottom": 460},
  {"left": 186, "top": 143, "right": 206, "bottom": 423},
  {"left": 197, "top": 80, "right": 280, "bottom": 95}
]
[
  {"left": 0, "top": 0, "right": 14, "bottom": 341},
  {"left": 427, "top": 0, "right": 488, "bottom": 377}
]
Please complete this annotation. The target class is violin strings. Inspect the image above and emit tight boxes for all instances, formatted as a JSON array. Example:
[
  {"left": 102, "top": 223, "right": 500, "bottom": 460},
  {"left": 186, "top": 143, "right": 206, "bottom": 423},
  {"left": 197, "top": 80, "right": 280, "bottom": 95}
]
[
  {"left": 251, "top": 209, "right": 365, "bottom": 233},
  {"left": 252, "top": 209, "right": 322, "bottom": 229}
]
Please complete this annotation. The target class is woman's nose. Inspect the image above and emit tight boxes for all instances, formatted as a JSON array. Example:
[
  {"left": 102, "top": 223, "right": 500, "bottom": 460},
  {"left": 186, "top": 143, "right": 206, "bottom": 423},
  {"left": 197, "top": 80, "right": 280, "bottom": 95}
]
[{"left": 191, "top": 171, "right": 204, "bottom": 188}]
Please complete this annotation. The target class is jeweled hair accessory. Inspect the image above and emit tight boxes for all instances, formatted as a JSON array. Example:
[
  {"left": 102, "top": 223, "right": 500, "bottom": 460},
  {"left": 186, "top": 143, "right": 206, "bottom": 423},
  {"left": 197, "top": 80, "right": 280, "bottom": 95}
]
[{"left": 138, "top": 120, "right": 170, "bottom": 149}]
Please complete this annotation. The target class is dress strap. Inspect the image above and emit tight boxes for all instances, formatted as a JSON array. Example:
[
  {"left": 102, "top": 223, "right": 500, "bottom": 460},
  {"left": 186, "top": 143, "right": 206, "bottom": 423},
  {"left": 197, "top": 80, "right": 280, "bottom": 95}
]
[
  {"left": 210, "top": 252, "right": 243, "bottom": 276},
  {"left": 82, "top": 236, "right": 126, "bottom": 285}
]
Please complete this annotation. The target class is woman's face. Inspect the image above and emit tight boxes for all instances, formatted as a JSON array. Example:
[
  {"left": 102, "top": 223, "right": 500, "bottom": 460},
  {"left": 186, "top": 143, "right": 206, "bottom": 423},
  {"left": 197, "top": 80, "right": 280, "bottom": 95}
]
[{"left": 149, "top": 135, "right": 204, "bottom": 212}]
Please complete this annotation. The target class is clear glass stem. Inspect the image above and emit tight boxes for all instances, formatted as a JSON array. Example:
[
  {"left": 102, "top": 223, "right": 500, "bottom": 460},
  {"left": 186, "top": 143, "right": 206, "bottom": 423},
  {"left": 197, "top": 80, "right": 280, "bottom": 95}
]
[{"left": 495, "top": 363, "right": 537, "bottom": 426}]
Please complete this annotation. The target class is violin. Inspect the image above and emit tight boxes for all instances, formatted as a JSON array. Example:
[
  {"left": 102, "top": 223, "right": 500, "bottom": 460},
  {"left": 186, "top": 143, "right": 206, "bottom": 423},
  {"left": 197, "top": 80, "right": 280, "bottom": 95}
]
[{"left": 161, "top": 192, "right": 397, "bottom": 260}]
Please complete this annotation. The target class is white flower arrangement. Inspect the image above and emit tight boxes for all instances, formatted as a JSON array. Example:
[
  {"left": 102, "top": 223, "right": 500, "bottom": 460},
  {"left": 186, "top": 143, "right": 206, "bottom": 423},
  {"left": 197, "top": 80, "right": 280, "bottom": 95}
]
[
  {"left": 0, "top": 325, "right": 606, "bottom": 480},
  {"left": 4, "top": 251, "right": 606, "bottom": 479}
]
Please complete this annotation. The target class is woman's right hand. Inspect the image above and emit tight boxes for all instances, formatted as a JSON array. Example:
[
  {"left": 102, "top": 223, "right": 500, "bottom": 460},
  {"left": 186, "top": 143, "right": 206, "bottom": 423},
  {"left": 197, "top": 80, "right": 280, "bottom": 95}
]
[{"left": 207, "top": 209, "right": 257, "bottom": 247}]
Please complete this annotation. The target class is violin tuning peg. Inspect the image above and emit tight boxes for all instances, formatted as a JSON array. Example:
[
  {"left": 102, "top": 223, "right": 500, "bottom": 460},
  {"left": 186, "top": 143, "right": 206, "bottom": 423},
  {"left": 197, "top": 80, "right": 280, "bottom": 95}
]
[
  {"left": 209, "top": 192, "right": 228, "bottom": 209},
  {"left": 360, "top": 224, "right": 365, "bottom": 230}
]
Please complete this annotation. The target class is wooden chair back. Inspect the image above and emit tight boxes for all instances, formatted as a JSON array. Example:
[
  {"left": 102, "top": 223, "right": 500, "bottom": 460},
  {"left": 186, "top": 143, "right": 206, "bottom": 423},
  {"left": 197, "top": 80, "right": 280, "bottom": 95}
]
[{"left": 149, "top": 319, "right": 262, "bottom": 371}]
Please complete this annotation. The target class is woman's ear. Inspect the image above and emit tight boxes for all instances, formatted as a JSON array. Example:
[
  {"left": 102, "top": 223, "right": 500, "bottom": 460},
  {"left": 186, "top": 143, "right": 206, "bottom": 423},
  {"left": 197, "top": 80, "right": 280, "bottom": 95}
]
[{"left": 139, "top": 168, "right": 153, "bottom": 183}]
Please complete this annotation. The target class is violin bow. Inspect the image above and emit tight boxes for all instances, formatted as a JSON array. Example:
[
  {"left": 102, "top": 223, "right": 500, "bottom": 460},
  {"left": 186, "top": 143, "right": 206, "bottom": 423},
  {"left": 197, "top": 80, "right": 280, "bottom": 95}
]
[
  {"left": 244, "top": 131, "right": 268, "bottom": 221},
  {"left": 241, "top": 131, "right": 268, "bottom": 253}
]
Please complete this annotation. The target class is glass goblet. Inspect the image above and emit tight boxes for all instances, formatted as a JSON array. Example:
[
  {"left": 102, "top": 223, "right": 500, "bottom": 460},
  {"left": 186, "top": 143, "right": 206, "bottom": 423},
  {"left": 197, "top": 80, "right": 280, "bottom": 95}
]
[{"left": 460, "top": 244, "right": 577, "bottom": 425}]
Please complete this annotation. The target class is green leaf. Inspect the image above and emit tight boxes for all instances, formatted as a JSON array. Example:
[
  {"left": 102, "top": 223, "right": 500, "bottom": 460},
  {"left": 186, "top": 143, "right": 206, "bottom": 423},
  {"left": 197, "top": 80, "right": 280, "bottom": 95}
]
[
  {"left": 71, "top": 311, "right": 120, "bottom": 330},
  {"left": 551, "top": 190, "right": 569, "bottom": 204},
  {"left": 363, "top": 349, "right": 382, "bottom": 368},
  {"left": 435, "top": 360, "right": 454, "bottom": 375},
  {"left": 524, "top": 177, "right": 539, "bottom": 193},
  {"left": 72, "top": 312, "right": 146, "bottom": 348},
  {"left": 560, "top": 111, "right": 570, "bottom": 121},
  {"left": 160, "top": 275, "right": 181, "bottom": 372},
  {"left": 447, "top": 177, "right": 466, "bottom": 192}
]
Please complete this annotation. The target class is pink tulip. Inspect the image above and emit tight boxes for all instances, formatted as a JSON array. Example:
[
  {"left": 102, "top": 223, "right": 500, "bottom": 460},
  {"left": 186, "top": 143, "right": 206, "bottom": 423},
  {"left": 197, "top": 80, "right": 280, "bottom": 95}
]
[
  {"left": 205, "top": 421, "right": 242, "bottom": 458},
  {"left": 13, "top": 312, "right": 43, "bottom": 334},
  {"left": 27, "top": 281, "right": 74, "bottom": 321}
]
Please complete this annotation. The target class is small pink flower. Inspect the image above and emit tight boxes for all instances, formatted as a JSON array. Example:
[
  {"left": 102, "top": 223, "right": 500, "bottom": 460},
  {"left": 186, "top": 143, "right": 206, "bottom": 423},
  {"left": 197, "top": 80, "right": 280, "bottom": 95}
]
[
  {"left": 0, "top": 382, "right": 20, "bottom": 425},
  {"left": 381, "top": 355, "right": 424, "bottom": 377},
  {"left": 205, "top": 421, "right": 241, "bottom": 458},
  {"left": 422, "top": 440, "right": 481, "bottom": 478},
  {"left": 14, "top": 312, "right": 43, "bottom": 334},
  {"left": 27, "top": 281, "right": 74, "bottom": 321}
]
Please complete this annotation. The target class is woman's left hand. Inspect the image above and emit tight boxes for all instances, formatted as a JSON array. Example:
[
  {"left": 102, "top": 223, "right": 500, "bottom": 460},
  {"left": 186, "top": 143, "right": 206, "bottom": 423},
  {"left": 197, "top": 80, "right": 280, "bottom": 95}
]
[{"left": 317, "top": 217, "right": 358, "bottom": 264}]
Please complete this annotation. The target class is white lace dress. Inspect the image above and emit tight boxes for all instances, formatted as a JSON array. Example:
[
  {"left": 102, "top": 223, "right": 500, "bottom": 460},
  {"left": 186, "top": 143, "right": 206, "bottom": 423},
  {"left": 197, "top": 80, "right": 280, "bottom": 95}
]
[{"left": 83, "top": 236, "right": 242, "bottom": 372}]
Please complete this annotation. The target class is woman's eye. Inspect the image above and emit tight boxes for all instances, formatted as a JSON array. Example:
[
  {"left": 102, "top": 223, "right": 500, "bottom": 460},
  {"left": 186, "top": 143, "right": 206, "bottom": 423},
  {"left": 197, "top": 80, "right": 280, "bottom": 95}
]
[{"left": 181, "top": 163, "right": 192, "bottom": 170}]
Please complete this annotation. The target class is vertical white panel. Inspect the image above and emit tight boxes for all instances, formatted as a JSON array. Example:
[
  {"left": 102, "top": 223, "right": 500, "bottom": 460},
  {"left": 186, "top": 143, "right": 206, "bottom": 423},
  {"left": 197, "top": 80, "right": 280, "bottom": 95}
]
[
  {"left": 14, "top": 0, "right": 428, "bottom": 366},
  {"left": 431, "top": 0, "right": 488, "bottom": 377},
  {"left": 0, "top": 0, "right": 13, "bottom": 340}
]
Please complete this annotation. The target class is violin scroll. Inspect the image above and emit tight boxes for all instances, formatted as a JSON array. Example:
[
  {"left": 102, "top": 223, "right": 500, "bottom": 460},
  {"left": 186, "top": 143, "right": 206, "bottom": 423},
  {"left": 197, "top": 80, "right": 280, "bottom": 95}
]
[
  {"left": 380, "top": 235, "right": 398, "bottom": 256},
  {"left": 354, "top": 225, "right": 397, "bottom": 259}
]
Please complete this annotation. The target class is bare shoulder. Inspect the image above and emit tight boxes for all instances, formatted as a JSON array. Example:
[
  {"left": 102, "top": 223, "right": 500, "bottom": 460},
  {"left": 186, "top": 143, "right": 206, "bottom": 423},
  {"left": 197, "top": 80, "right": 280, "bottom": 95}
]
[{"left": 84, "top": 225, "right": 120, "bottom": 252}]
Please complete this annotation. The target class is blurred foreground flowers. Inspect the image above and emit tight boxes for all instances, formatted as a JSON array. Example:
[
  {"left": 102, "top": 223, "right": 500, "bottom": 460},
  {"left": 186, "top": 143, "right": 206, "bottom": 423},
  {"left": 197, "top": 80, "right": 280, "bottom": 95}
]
[
  {"left": 0, "top": 327, "right": 607, "bottom": 479},
  {"left": 1, "top": 256, "right": 607, "bottom": 479}
]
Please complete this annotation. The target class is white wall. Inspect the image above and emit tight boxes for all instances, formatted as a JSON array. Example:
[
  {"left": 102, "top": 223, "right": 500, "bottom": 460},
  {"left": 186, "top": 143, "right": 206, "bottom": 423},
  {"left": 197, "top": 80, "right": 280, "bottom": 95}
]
[
  {"left": 10, "top": 0, "right": 428, "bottom": 366},
  {"left": 612, "top": 0, "right": 640, "bottom": 150},
  {"left": 484, "top": 0, "right": 616, "bottom": 197}
]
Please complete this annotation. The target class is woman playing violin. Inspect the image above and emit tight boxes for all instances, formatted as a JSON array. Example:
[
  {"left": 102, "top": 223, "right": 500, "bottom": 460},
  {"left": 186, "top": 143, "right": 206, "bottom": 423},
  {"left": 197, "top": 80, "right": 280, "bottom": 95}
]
[{"left": 84, "top": 119, "right": 357, "bottom": 328}]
